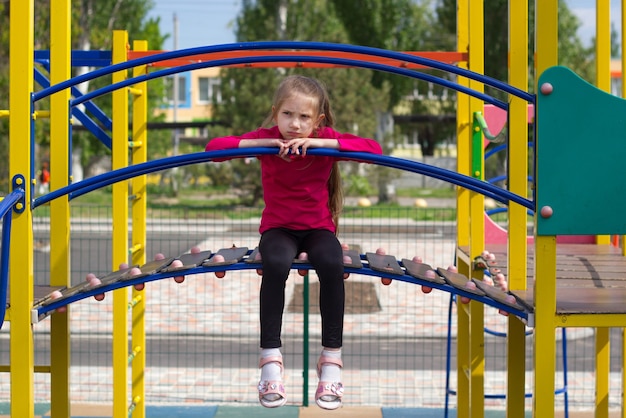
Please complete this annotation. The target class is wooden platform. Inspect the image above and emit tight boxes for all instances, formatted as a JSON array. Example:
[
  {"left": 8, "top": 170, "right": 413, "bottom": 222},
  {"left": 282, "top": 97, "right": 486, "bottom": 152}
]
[{"left": 458, "top": 244, "right": 626, "bottom": 315}]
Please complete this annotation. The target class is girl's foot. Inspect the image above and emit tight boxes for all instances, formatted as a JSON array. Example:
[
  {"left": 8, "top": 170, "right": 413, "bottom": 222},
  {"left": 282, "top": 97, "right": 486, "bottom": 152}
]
[
  {"left": 258, "top": 349, "right": 286, "bottom": 408},
  {"left": 316, "top": 349, "right": 343, "bottom": 410}
]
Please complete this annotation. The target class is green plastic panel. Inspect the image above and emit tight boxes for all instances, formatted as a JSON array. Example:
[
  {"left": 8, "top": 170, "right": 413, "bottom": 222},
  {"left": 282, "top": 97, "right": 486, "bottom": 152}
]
[{"left": 536, "top": 66, "right": 626, "bottom": 235}]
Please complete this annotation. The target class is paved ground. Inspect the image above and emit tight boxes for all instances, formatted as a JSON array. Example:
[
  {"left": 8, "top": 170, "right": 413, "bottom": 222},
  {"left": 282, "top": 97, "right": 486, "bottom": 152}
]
[{"left": 0, "top": 403, "right": 587, "bottom": 418}]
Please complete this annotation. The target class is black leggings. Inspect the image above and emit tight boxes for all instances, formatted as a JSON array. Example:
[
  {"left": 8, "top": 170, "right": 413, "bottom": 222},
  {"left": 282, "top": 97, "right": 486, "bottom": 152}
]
[{"left": 259, "top": 228, "right": 345, "bottom": 349}]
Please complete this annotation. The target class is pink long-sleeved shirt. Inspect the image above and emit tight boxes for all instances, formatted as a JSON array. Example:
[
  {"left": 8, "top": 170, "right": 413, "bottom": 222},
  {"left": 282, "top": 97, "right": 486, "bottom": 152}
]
[{"left": 205, "top": 126, "right": 382, "bottom": 234}]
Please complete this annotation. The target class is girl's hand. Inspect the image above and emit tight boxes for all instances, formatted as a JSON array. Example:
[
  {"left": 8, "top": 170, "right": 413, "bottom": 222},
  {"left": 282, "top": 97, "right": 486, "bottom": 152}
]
[
  {"left": 282, "top": 138, "right": 339, "bottom": 157},
  {"left": 284, "top": 138, "right": 310, "bottom": 156}
]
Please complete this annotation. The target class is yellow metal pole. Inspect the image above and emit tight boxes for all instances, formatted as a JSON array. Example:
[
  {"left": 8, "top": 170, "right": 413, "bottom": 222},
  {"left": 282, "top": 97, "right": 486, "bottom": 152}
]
[
  {"left": 535, "top": 0, "right": 558, "bottom": 78},
  {"left": 621, "top": 6, "right": 626, "bottom": 412},
  {"left": 594, "top": 3, "right": 611, "bottom": 412},
  {"left": 533, "top": 236, "right": 557, "bottom": 417},
  {"left": 595, "top": 0, "right": 611, "bottom": 248},
  {"left": 9, "top": 1, "right": 35, "bottom": 417},
  {"left": 456, "top": 288, "right": 471, "bottom": 417},
  {"left": 507, "top": 0, "right": 529, "bottom": 415},
  {"left": 456, "top": 1, "right": 470, "bottom": 248},
  {"left": 468, "top": 1, "right": 485, "bottom": 416},
  {"left": 455, "top": 0, "right": 470, "bottom": 415},
  {"left": 534, "top": 1, "right": 558, "bottom": 417},
  {"left": 112, "top": 30, "right": 130, "bottom": 418},
  {"left": 131, "top": 39, "right": 148, "bottom": 418},
  {"left": 621, "top": 2, "right": 626, "bottom": 259},
  {"left": 622, "top": 4, "right": 626, "bottom": 413},
  {"left": 596, "top": 327, "right": 610, "bottom": 418},
  {"left": 49, "top": 1, "right": 72, "bottom": 416}
]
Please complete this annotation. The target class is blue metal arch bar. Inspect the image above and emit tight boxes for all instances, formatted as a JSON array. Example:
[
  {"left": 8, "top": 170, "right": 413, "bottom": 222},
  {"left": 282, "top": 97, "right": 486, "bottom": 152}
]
[
  {"left": 33, "top": 41, "right": 534, "bottom": 105},
  {"left": 33, "top": 148, "right": 534, "bottom": 211},
  {"left": 71, "top": 55, "right": 508, "bottom": 111}
]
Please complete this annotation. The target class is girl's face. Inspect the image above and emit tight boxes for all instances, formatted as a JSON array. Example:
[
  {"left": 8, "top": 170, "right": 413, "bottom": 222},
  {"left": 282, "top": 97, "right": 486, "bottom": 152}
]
[{"left": 273, "top": 93, "right": 325, "bottom": 140}]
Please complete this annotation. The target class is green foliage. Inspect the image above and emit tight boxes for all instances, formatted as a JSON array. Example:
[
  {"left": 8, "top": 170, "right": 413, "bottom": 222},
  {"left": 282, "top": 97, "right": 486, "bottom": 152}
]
[
  {"left": 435, "top": 0, "right": 599, "bottom": 92},
  {"left": 0, "top": 0, "right": 168, "bottom": 192},
  {"left": 345, "top": 175, "right": 375, "bottom": 197},
  {"left": 331, "top": 0, "right": 436, "bottom": 107}
]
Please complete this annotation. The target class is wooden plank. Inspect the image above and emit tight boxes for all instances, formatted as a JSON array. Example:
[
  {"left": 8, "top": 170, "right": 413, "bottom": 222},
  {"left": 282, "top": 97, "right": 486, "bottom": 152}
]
[
  {"left": 343, "top": 249, "right": 363, "bottom": 269},
  {"left": 402, "top": 259, "right": 444, "bottom": 285},
  {"left": 472, "top": 279, "right": 519, "bottom": 309},
  {"left": 437, "top": 268, "right": 485, "bottom": 297},
  {"left": 203, "top": 247, "right": 249, "bottom": 266},
  {"left": 245, "top": 247, "right": 261, "bottom": 264},
  {"left": 129, "top": 257, "right": 175, "bottom": 279},
  {"left": 163, "top": 250, "right": 213, "bottom": 272},
  {"left": 366, "top": 253, "right": 404, "bottom": 276}
]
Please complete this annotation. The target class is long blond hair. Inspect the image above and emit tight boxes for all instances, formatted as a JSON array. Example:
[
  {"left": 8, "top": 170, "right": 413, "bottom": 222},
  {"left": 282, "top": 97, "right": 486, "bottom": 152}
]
[{"left": 267, "top": 75, "right": 344, "bottom": 231}]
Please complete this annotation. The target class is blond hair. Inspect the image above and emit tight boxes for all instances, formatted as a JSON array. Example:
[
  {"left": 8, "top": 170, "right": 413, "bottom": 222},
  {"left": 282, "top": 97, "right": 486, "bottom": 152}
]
[{"left": 266, "top": 75, "right": 343, "bottom": 231}]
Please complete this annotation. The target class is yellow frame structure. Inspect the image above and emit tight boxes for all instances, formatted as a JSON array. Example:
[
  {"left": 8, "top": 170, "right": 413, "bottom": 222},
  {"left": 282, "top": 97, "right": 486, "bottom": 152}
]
[{"left": 4, "top": 1, "right": 624, "bottom": 418}]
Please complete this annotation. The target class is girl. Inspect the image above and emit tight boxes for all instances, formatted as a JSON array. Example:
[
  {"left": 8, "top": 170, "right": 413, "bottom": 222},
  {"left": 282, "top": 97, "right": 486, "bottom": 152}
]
[{"left": 205, "top": 75, "right": 382, "bottom": 409}]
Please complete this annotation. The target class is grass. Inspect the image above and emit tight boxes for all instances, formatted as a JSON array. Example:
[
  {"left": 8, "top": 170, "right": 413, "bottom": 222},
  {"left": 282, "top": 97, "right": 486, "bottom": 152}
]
[
  {"left": 395, "top": 187, "right": 456, "bottom": 199},
  {"left": 343, "top": 205, "right": 456, "bottom": 221}
]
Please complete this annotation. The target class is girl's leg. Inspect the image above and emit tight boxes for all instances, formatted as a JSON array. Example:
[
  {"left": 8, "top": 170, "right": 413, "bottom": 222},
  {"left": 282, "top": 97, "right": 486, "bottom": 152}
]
[
  {"left": 304, "top": 229, "right": 345, "bottom": 409},
  {"left": 304, "top": 229, "right": 345, "bottom": 348},
  {"left": 257, "top": 229, "right": 297, "bottom": 408},
  {"left": 258, "top": 228, "right": 298, "bottom": 348}
]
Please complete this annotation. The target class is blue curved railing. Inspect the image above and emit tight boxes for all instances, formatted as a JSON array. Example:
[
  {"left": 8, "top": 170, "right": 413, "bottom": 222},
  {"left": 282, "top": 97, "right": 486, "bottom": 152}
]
[
  {"left": 0, "top": 189, "right": 26, "bottom": 329},
  {"left": 70, "top": 55, "right": 508, "bottom": 110},
  {"left": 33, "top": 41, "right": 534, "bottom": 109},
  {"left": 33, "top": 148, "right": 534, "bottom": 210}
]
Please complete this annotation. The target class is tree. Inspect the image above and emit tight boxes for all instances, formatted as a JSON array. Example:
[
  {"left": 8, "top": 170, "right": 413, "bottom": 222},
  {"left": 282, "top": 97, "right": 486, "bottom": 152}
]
[
  {"left": 432, "top": 0, "right": 603, "bottom": 188},
  {"left": 331, "top": 0, "right": 436, "bottom": 107},
  {"left": 0, "top": 0, "right": 168, "bottom": 192},
  {"left": 68, "top": 0, "right": 170, "bottom": 179}
]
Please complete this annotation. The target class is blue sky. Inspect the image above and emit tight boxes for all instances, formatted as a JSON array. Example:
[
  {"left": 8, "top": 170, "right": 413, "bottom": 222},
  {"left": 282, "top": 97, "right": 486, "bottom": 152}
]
[
  {"left": 147, "top": 0, "right": 621, "bottom": 51},
  {"left": 147, "top": 0, "right": 239, "bottom": 49}
]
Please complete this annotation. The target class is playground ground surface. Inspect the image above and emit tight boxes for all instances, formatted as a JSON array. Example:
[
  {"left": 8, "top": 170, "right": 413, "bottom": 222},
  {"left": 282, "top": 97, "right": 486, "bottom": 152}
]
[{"left": 0, "top": 403, "right": 586, "bottom": 417}]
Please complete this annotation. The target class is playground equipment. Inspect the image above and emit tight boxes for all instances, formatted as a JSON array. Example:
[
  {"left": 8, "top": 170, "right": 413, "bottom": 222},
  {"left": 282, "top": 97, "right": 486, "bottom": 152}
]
[{"left": 4, "top": 1, "right": 626, "bottom": 418}]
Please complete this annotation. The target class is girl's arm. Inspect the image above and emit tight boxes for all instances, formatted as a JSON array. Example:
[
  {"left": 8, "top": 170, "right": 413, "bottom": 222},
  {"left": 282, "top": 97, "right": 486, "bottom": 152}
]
[{"left": 205, "top": 127, "right": 284, "bottom": 152}]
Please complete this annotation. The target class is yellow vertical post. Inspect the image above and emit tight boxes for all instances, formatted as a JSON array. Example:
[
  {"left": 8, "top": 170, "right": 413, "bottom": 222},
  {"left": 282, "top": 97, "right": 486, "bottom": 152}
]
[
  {"left": 534, "top": 3, "right": 558, "bottom": 416},
  {"left": 112, "top": 30, "right": 130, "bottom": 418},
  {"left": 467, "top": 2, "right": 485, "bottom": 416},
  {"left": 49, "top": 1, "right": 72, "bottom": 416},
  {"left": 533, "top": 236, "right": 557, "bottom": 417},
  {"left": 622, "top": 1, "right": 626, "bottom": 259},
  {"left": 594, "top": 3, "right": 611, "bottom": 415},
  {"left": 456, "top": 0, "right": 470, "bottom": 248},
  {"left": 456, "top": 301, "right": 470, "bottom": 417},
  {"left": 535, "top": 0, "right": 558, "bottom": 77},
  {"left": 455, "top": 0, "right": 471, "bottom": 415},
  {"left": 507, "top": 0, "right": 529, "bottom": 416},
  {"left": 130, "top": 39, "right": 148, "bottom": 418},
  {"left": 596, "top": 327, "right": 610, "bottom": 418},
  {"left": 622, "top": 4, "right": 626, "bottom": 414},
  {"left": 596, "top": 0, "right": 611, "bottom": 412},
  {"left": 595, "top": 0, "right": 611, "bottom": 249},
  {"left": 9, "top": 1, "right": 35, "bottom": 417}
]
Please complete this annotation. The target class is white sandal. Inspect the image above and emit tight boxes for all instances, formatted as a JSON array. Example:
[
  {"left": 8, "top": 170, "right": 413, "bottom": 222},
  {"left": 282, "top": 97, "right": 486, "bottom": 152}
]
[
  {"left": 258, "top": 356, "right": 287, "bottom": 408},
  {"left": 315, "top": 355, "right": 344, "bottom": 410}
]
